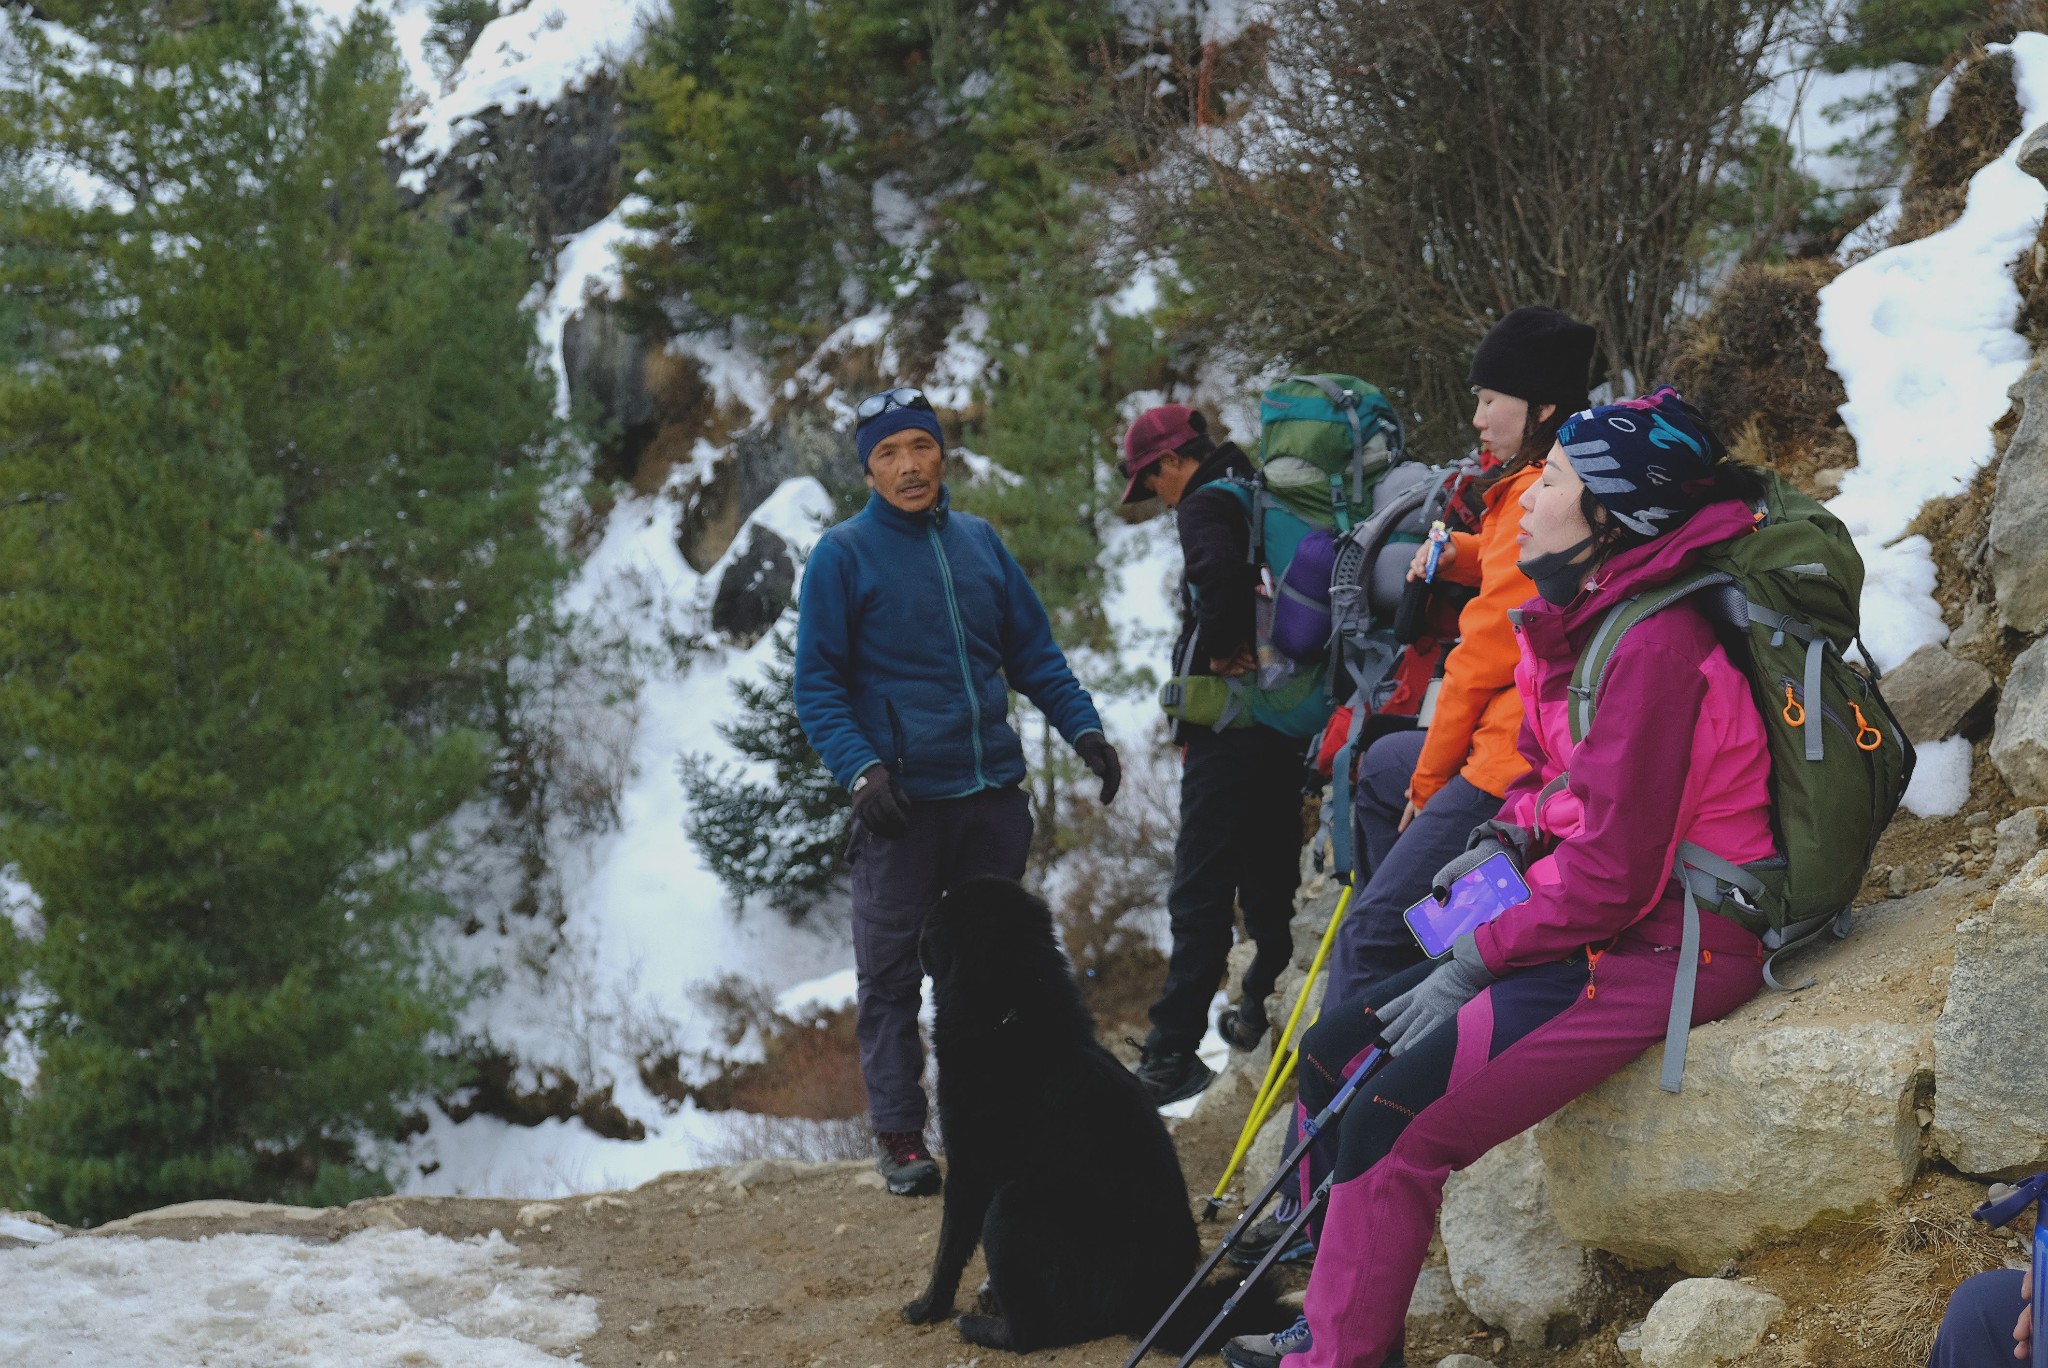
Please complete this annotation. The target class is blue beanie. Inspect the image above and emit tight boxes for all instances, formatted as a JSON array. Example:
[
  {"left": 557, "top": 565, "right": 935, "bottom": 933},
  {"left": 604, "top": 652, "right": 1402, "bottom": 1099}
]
[
  {"left": 1556, "top": 386, "right": 1726, "bottom": 539},
  {"left": 856, "top": 405, "right": 946, "bottom": 468}
]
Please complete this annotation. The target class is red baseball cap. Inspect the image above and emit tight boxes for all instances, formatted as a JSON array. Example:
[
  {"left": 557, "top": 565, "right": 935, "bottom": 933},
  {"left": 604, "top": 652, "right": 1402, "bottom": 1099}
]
[{"left": 1119, "top": 404, "right": 1201, "bottom": 504}]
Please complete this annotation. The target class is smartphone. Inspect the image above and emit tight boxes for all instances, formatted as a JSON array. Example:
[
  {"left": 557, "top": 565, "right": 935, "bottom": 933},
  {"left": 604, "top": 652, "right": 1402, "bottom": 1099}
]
[{"left": 1403, "top": 851, "right": 1532, "bottom": 959}]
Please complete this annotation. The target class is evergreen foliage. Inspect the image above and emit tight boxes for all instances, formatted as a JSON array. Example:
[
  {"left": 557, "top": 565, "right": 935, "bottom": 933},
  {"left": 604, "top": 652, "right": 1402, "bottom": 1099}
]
[
  {"left": 0, "top": 369, "right": 480, "bottom": 1223},
  {"left": 677, "top": 629, "right": 850, "bottom": 921},
  {"left": 0, "top": 1, "right": 568, "bottom": 1219}
]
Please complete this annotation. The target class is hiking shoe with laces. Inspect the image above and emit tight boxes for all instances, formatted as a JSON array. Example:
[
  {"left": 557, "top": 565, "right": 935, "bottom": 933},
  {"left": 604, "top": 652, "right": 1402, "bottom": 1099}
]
[
  {"left": 1228, "top": 1211, "right": 1315, "bottom": 1267},
  {"left": 1132, "top": 1045, "right": 1214, "bottom": 1107},
  {"left": 1221, "top": 1314, "right": 1311, "bottom": 1368},
  {"left": 1217, "top": 999, "right": 1269, "bottom": 1051},
  {"left": 875, "top": 1130, "right": 941, "bottom": 1196}
]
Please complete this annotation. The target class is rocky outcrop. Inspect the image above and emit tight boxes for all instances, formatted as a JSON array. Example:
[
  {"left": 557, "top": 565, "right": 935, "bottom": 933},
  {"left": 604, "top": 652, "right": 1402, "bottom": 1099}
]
[
  {"left": 709, "top": 525, "right": 796, "bottom": 647},
  {"left": 2019, "top": 121, "right": 2048, "bottom": 187},
  {"left": 1932, "top": 850, "right": 2048, "bottom": 1178},
  {"left": 1635, "top": 1278, "right": 1784, "bottom": 1368},
  {"left": 1991, "top": 636, "right": 2048, "bottom": 802},
  {"left": 1440, "top": 1131, "right": 1596, "bottom": 1346},
  {"left": 1881, "top": 644, "right": 1995, "bottom": 743},
  {"left": 1991, "top": 359, "right": 2048, "bottom": 634},
  {"left": 1535, "top": 880, "right": 1954, "bottom": 1273}
]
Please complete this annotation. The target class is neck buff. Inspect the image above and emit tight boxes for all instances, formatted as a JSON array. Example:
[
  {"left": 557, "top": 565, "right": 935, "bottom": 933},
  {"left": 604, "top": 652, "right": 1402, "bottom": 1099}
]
[{"left": 1518, "top": 534, "right": 1600, "bottom": 606}]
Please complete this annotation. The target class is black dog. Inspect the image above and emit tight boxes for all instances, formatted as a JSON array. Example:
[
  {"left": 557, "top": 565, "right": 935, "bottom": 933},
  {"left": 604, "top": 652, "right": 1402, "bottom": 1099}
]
[{"left": 902, "top": 875, "right": 1207, "bottom": 1353}]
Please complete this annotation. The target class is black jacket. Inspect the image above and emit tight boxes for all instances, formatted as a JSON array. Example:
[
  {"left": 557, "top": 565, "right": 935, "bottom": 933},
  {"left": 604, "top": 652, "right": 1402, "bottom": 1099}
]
[{"left": 1171, "top": 442, "right": 1258, "bottom": 677}]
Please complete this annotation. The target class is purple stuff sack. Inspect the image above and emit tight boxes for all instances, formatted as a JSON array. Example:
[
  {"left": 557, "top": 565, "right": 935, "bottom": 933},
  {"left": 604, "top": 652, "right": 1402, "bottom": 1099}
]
[{"left": 1272, "top": 526, "right": 1337, "bottom": 661}]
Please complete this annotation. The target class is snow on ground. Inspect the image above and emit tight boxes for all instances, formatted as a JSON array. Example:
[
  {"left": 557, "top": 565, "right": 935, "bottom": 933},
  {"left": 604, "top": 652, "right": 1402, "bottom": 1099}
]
[
  {"left": 532, "top": 195, "right": 652, "bottom": 417},
  {"left": 0, "top": 1227, "right": 595, "bottom": 1367},
  {"left": 1904, "top": 736, "right": 1976, "bottom": 819},
  {"left": 1818, "top": 33, "right": 2048, "bottom": 814}
]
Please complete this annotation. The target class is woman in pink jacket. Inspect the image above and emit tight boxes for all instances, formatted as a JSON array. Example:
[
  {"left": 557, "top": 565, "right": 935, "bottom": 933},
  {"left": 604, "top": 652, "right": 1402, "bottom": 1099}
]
[{"left": 1222, "top": 389, "right": 1776, "bottom": 1368}]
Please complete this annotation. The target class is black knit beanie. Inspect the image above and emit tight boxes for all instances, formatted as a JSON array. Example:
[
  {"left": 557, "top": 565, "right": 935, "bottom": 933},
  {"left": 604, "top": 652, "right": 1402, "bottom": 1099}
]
[{"left": 1467, "top": 306, "right": 1598, "bottom": 411}]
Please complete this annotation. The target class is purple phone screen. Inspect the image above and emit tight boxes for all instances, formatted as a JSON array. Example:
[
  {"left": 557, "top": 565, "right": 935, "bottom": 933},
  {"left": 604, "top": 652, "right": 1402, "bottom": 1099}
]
[{"left": 1402, "top": 851, "right": 1533, "bottom": 959}]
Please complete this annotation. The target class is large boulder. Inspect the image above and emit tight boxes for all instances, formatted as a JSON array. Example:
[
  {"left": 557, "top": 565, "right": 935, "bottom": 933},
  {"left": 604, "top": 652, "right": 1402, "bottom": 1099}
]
[
  {"left": 709, "top": 525, "right": 796, "bottom": 648},
  {"left": 1932, "top": 851, "right": 2048, "bottom": 1178},
  {"left": 1991, "top": 359, "right": 2048, "bottom": 634},
  {"left": 1440, "top": 1131, "right": 1596, "bottom": 1346},
  {"left": 1636, "top": 1279, "right": 1785, "bottom": 1368},
  {"left": 1534, "top": 881, "right": 1952, "bottom": 1272},
  {"left": 2019, "top": 121, "right": 2048, "bottom": 188},
  {"left": 1991, "top": 636, "right": 2048, "bottom": 803},
  {"left": 1880, "top": 644, "right": 1995, "bottom": 743}
]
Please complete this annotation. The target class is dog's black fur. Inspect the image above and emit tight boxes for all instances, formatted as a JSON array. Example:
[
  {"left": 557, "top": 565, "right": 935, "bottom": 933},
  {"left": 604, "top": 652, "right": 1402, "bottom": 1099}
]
[{"left": 903, "top": 875, "right": 1265, "bottom": 1354}]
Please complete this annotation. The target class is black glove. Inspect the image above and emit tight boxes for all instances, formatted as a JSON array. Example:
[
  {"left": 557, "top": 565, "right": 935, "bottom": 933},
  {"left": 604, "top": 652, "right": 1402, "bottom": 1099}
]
[
  {"left": 1375, "top": 934, "right": 1495, "bottom": 1054},
  {"left": 851, "top": 763, "right": 912, "bottom": 840},
  {"left": 1075, "top": 732, "right": 1121, "bottom": 806}
]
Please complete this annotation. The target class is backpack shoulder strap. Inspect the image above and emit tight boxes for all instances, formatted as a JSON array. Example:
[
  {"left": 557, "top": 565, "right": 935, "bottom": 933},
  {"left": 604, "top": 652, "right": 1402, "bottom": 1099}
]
[{"left": 1566, "top": 570, "right": 1731, "bottom": 746}]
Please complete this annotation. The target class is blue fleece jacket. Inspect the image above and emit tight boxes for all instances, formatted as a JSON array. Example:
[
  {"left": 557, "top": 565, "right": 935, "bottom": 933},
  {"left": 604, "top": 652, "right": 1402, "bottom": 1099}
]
[{"left": 794, "top": 488, "right": 1104, "bottom": 801}]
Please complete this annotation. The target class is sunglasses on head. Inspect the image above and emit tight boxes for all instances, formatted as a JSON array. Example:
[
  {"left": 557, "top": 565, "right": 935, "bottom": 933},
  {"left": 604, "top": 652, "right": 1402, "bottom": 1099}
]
[{"left": 855, "top": 386, "right": 934, "bottom": 422}]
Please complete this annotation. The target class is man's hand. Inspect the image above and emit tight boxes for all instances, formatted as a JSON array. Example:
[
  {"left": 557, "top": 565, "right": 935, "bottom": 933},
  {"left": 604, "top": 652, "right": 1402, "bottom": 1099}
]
[
  {"left": 851, "top": 763, "right": 912, "bottom": 839},
  {"left": 1075, "top": 733, "right": 1122, "bottom": 806},
  {"left": 1210, "top": 647, "right": 1256, "bottom": 677},
  {"left": 1397, "top": 784, "right": 1420, "bottom": 833}
]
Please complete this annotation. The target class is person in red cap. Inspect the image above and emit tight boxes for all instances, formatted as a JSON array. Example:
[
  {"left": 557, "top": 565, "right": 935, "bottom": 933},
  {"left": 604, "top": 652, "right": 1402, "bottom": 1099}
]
[{"left": 1119, "top": 404, "right": 1306, "bottom": 1106}]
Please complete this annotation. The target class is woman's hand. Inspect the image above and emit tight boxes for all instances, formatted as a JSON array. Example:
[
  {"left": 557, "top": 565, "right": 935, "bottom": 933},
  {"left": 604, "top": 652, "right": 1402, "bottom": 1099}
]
[
  {"left": 2016, "top": 1268, "right": 2032, "bottom": 1362},
  {"left": 1407, "top": 539, "right": 1456, "bottom": 582},
  {"left": 1397, "top": 785, "right": 1420, "bottom": 832}
]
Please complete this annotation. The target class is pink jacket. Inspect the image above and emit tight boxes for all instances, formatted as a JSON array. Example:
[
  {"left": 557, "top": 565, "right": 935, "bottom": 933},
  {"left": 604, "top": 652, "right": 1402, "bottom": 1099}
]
[{"left": 1474, "top": 500, "right": 1776, "bottom": 976}]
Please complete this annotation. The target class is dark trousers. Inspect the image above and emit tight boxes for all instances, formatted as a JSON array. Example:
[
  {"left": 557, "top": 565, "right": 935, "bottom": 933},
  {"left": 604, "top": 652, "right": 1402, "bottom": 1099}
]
[
  {"left": 1321, "top": 729, "right": 1504, "bottom": 1011},
  {"left": 1929, "top": 1270, "right": 2028, "bottom": 1368},
  {"left": 1145, "top": 724, "right": 1306, "bottom": 1056},
  {"left": 850, "top": 785, "right": 1034, "bottom": 1133}
]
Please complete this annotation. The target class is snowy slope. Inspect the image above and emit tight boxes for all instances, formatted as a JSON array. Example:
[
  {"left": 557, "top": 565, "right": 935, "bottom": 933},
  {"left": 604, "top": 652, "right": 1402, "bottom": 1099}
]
[{"left": 1817, "top": 32, "right": 2048, "bottom": 817}]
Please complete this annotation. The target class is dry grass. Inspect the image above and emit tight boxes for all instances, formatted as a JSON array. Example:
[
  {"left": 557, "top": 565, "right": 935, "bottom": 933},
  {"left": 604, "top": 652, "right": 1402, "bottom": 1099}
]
[
  {"left": 646, "top": 975, "right": 871, "bottom": 1122},
  {"left": 1854, "top": 1196, "right": 2017, "bottom": 1365}
]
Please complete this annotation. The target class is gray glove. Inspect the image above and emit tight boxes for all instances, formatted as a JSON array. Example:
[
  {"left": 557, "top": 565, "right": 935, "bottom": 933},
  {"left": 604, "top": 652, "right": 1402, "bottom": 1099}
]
[{"left": 1375, "top": 934, "right": 1496, "bottom": 1055}]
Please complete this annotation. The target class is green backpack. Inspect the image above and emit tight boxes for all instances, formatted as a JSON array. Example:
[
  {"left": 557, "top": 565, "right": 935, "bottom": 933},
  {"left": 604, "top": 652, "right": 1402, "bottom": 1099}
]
[
  {"left": 1566, "top": 473, "right": 1914, "bottom": 1091},
  {"left": 1158, "top": 376, "right": 1406, "bottom": 740}
]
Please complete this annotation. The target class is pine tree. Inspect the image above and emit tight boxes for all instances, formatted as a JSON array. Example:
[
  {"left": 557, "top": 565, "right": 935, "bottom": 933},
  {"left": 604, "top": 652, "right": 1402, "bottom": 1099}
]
[
  {"left": 0, "top": 368, "right": 483, "bottom": 1223},
  {"left": 677, "top": 629, "right": 851, "bottom": 921},
  {"left": 0, "top": 1, "right": 571, "bottom": 1218}
]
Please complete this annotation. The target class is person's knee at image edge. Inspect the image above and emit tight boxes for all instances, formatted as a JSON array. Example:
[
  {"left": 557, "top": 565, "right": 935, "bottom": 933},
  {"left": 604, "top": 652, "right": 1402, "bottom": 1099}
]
[
  {"left": 1250, "top": 389, "right": 1782, "bottom": 1368},
  {"left": 791, "top": 387, "right": 1122, "bottom": 1194},
  {"left": 1929, "top": 1268, "right": 2031, "bottom": 1368},
  {"left": 1321, "top": 305, "right": 1595, "bottom": 1012},
  {"left": 1117, "top": 403, "right": 1300, "bottom": 1105}
]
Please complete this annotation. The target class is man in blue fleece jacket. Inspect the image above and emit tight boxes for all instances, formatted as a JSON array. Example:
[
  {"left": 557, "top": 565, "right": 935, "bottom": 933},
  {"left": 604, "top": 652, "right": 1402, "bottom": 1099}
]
[{"left": 794, "top": 387, "right": 1121, "bottom": 1196}]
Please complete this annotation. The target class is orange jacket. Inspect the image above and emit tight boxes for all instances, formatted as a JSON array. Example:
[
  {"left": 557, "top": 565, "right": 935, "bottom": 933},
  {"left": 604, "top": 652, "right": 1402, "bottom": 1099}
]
[{"left": 1408, "top": 463, "right": 1538, "bottom": 808}]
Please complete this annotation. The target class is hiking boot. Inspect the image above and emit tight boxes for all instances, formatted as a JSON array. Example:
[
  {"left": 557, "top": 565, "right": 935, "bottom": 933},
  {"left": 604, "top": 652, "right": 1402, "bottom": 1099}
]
[
  {"left": 1217, "top": 999, "right": 1269, "bottom": 1051},
  {"left": 1133, "top": 1046, "right": 1214, "bottom": 1107},
  {"left": 1228, "top": 1211, "right": 1315, "bottom": 1268},
  {"left": 875, "top": 1130, "right": 941, "bottom": 1196},
  {"left": 1221, "top": 1314, "right": 1311, "bottom": 1368}
]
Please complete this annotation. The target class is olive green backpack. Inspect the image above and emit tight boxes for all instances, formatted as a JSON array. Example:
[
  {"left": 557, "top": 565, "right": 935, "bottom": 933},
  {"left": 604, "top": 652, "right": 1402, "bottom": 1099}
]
[{"left": 1566, "top": 474, "right": 1914, "bottom": 1091}]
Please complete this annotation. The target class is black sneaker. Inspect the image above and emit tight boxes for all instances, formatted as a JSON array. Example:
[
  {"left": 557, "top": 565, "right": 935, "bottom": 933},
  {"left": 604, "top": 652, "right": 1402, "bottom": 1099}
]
[
  {"left": 1228, "top": 1211, "right": 1315, "bottom": 1267},
  {"left": 875, "top": 1130, "right": 942, "bottom": 1196},
  {"left": 1133, "top": 1047, "right": 1214, "bottom": 1106},
  {"left": 1217, "top": 999, "right": 1269, "bottom": 1051}
]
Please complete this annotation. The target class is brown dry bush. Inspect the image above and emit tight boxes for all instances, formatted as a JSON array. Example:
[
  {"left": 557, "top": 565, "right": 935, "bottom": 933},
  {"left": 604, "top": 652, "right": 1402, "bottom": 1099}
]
[
  {"left": 649, "top": 975, "right": 870, "bottom": 1122},
  {"left": 1893, "top": 12, "right": 2045, "bottom": 247},
  {"left": 1668, "top": 260, "right": 1852, "bottom": 496},
  {"left": 1123, "top": 0, "right": 1801, "bottom": 451}
]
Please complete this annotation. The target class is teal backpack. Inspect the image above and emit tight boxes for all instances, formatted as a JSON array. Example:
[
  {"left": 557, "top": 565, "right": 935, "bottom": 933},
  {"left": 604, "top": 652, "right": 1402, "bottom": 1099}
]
[
  {"left": 1158, "top": 376, "right": 1410, "bottom": 741},
  {"left": 1564, "top": 474, "right": 1914, "bottom": 1091}
]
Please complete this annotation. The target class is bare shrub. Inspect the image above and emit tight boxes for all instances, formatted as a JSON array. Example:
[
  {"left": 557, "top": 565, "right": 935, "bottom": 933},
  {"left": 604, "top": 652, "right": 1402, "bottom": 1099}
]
[
  {"left": 1124, "top": 0, "right": 1803, "bottom": 449},
  {"left": 1855, "top": 1198, "right": 2015, "bottom": 1365},
  {"left": 652, "top": 974, "right": 869, "bottom": 1122},
  {"left": 692, "top": 1114, "right": 875, "bottom": 1165},
  {"left": 1043, "top": 740, "right": 1180, "bottom": 1035}
]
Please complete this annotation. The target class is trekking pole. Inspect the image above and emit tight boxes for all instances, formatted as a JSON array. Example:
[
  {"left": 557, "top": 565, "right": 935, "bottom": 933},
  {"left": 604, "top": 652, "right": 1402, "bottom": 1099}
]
[
  {"left": 1124, "top": 1046, "right": 1385, "bottom": 1367},
  {"left": 1203, "top": 881, "right": 1353, "bottom": 1221},
  {"left": 1173, "top": 1170, "right": 1337, "bottom": 1368}
]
